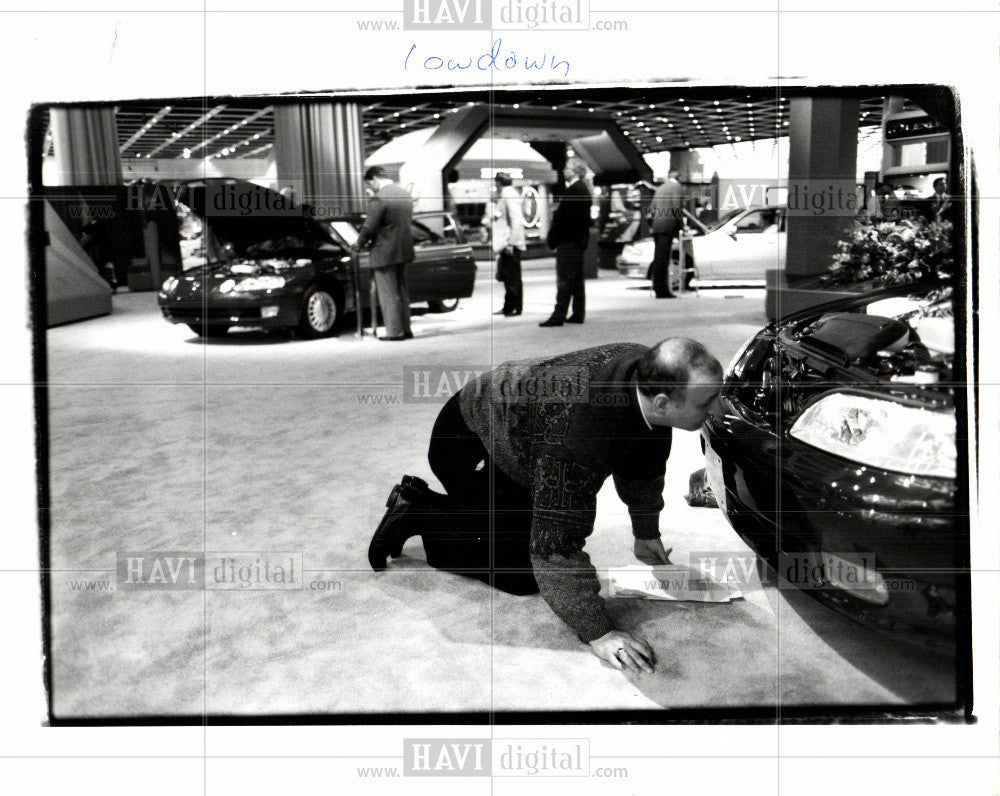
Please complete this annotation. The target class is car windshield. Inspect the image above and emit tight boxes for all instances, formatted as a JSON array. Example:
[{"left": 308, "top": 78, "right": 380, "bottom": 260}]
[{"left": 708, "top": 208, "right": 746, "bottom": 232}]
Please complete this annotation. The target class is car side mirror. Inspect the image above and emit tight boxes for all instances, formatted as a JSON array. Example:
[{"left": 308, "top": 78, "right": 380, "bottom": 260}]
[{"left": 725, "top": 225, "right": 738, "bottom": 240}]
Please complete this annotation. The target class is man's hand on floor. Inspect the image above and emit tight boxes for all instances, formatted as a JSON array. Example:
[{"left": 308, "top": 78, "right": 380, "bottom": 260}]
[
  {"left": 634, "top": 538, "right": 673, "bottom": 565},
  {"left": 589, "top": 630, "right": 656, "bottom": 674}
]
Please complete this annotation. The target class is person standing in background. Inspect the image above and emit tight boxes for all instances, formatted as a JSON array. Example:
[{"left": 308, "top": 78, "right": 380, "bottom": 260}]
[
  {"left": 492, "top": 172, "right": 526, "bottom": 317},
  {"left": 930, "top": 177, "right": 952, "bottom": 223},
  {"left": 540, "top": 159, "right": 592, "bottom": 327},
  {"left": 356, "top": 165, "right": 415, "bottom": 341},
  {"left": 648, "top": 168, "right": 685, "bottom": 299}
]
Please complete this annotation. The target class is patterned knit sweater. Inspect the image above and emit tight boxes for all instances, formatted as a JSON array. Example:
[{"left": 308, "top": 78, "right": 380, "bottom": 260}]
[{"left": 459, "top": 343, "right": 672, "bottom": 642}]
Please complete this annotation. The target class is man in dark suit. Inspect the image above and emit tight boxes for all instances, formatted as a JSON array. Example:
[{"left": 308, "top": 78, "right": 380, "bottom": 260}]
[
  {"left": 540, "top": 159, "right": 593, "bottom": 327},
  {"left": 929, "top": 177, "right": 953, "bottom": 223},
  {"left": 356, "top": 165, "right": 415, "bottom": 341},
  {"left": 648, "top": 169, "right": 685, "bottom": 299}
]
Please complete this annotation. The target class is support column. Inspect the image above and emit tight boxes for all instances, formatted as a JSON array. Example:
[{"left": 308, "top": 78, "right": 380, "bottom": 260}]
[
  {"left": 50, "top": 106, "right": 123, "bottom": 186},
  {"left": 46, "top": 107, "right": 119, "bottom": 321},
  {"left": 274, "top": 102, "right": 366, "bottom": 216},
  {"left": 767, "top": 96, "right": 860, "bottom": 320},
  {"left": 785, "top": 96, "right": 859, "bottom": 279}
]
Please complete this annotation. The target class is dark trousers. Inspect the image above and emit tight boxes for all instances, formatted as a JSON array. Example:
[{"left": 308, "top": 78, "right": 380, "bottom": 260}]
[
  {"left": 497, "top": 248, "right": 523, "bottom": 313},
  {"left": 552, "top": 244, "right": 585, "bottom": 321},
  {"left": 651, "top": 228, "right": 679, "bottom": 297},
  {"left": 418, "top": 393, "right": 539, "bottom": 595},
  {"left": 372, "top": 262, "right": 412, "bottom": 337}
]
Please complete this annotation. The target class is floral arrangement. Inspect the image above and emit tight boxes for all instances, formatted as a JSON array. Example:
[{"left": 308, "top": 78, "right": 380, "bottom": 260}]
[{"left": 824, "top": 218, "right": 954, "bottom": 286}]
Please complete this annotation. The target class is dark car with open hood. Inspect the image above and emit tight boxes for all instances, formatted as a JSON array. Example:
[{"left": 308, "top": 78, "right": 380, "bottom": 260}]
[
  {"left": 702, "top": 282, "right": 964, "bottom": 654},
  {"left": 157, "top": 179, "right": 476, "bottom": 337}
]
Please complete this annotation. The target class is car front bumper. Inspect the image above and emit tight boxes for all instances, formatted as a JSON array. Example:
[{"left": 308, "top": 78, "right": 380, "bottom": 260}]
[
  {"left": 158, "top": 293, "right": 302, "bottom": 329},
  {"left": 701, "top": 412, "right": 962, "bottom": 650}
]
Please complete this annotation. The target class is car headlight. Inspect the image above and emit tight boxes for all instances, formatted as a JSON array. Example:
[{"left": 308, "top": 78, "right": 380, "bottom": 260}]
[
  {"left": 232, "top": 276, "right": 286, "bottom": 292},
  {"left": 789, "top": 392, "right": 956, "bottom": 479},
  {"left": 161, "top": 276, "right": 179, "bottom": 293}
]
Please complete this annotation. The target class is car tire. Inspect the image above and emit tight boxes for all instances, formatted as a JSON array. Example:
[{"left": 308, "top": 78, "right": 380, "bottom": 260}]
[
  {"left": 297, "top": 285, "right": 343, "bottom": 338},
  {"left": 186, "top": 323, "right": 229, "bottom": 337},
  {"left": 426, "top": 298, "right": 459, "bottom": 313}
]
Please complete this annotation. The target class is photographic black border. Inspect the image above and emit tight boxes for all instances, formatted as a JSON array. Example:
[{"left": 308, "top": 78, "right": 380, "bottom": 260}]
[{"left": 29, "top": 82, "right": 976, "bottom": 728}]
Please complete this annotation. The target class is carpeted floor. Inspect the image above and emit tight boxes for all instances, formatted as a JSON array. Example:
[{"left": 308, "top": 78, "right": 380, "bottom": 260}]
[{"left": 45, "top": 263, "right": 958, "bottom": 717}]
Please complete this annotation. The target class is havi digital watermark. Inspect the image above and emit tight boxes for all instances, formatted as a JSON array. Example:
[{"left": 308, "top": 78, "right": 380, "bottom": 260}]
[{"left": 404, "top": 0, "right": 589, "bottom": 30}]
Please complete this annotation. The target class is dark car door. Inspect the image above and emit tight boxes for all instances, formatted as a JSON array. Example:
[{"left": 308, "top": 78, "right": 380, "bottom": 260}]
[{"left": 408, "top": 212, "right": 476, "bottom": 302}]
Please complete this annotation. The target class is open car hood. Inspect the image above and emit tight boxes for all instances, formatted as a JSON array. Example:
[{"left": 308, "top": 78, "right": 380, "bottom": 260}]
[{"left": 173, "top": 179, "right": 360, "bottom": 258}]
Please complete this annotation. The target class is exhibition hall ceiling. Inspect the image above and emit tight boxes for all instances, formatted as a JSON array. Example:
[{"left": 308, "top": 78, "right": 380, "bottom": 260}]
[{"left": 41, "top": 89, "right": 919, "bottom": 163}]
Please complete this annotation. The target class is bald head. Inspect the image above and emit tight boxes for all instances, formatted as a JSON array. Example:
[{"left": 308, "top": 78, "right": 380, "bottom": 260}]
[
  {"left": 635, "top": 338, "right": 723, "bottom": 430},
  {"left": 637, "top": 338, "right": 722, "bottom": 398}
]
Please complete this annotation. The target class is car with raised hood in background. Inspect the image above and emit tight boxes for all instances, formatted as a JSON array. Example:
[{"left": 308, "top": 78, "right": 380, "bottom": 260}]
[{"left": 158, "top": 179, "right": 476, "bottom": 338}]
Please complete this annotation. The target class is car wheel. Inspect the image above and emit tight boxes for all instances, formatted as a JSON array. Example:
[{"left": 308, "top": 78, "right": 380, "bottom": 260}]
[
  {"left": 186, "top": 323, "right": 229, "bottom": 337},
  {"left": 298, "top": 285, "right": 343, "bottom": 338},
  {"left": 427, "top": 298, "right": 459, "bottom": 313}
]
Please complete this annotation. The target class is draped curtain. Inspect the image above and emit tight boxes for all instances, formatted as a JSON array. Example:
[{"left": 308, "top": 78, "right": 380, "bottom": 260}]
[
  {"left": 273, "top": 102, "right": 366, "bottom": 215},
  {"left": 50, "top": 106, "right": 123, "bottom": 186}
]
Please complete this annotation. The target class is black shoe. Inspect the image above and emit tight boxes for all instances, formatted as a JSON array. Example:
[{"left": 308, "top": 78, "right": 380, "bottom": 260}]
[
  {"left": 654, "top": 292, "right": 677, "bottom": 299},
  {"left": 379, "top": 334, "right": 407, "bottom": 341},
  {"left": 494, "top": 309, "right": 510, "bottom": 315},
  {"left": 506, "top": 309, "right": 522, "bottom": 316},
  {"left": 402, "top": 331, "right": 414, "bottom": 339},
  {"left": 539, "top": 318, "right": 564, "bottom": 327},
  {"left": 565, "top": 316, "right": 584, "bottom": 324},
  {"left": 399, "top": 474, "right": 429, "bottom": 493},
  {"left": 368, "top": 479, "right": 423, "bottom": 570}
]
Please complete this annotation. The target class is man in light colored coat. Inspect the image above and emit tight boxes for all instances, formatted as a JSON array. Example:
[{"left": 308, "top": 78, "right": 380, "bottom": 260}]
[{"left": 492, "top": 172, "right": 527, "bottom": 316}]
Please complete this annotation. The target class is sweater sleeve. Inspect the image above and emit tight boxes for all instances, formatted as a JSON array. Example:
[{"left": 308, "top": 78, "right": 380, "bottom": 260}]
[
  {"left": 528, "top": 454, "right": 614, "bottom": 643},
  {"left": 611, "top": 435, "right": 669, "bottom": 540},
  {"left": 612, "top": 473, "right": 664, "bottom": 540}
]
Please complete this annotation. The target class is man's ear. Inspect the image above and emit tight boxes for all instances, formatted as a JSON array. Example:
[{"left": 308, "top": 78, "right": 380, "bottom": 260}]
[{"left": 652, "top": 393, "right": 674, "bottom": 414}]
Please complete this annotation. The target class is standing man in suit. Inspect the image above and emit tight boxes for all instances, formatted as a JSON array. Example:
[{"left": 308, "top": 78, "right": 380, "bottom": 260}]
[
  {"left": 356, "top": 165, "right": 415, "bottom": 341},
  {"left": 540, "top": 159, "right": 592, "bottom": 327},
  {"left": 929, "top": 177, "right": 952, "bottom": 223},
  {"left": 649, "top": 168, "right": 685, "bottom": 299}
]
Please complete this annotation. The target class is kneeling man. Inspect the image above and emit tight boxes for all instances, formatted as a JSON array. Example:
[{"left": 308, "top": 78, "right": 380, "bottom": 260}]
[{"left": 368, "top": 339, "right": 723, "bottom": 673}]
